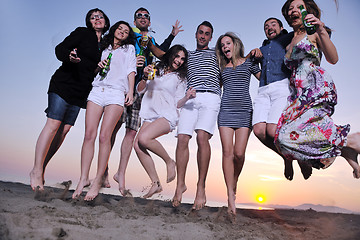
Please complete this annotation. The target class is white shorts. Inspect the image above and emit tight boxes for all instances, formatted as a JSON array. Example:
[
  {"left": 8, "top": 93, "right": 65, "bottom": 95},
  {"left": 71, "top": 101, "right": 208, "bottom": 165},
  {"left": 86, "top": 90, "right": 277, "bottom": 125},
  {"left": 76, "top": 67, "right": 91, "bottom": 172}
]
[
  {"left": 142, "top": 117, "right": 175, "bottom": 132},
  {"left": 252, "top": 79, "right": 290, "bottom": 125},
  {"left": 177, "top": 92, "right": 221, "bottom": 137},
  {"left": 87, "top": 86, "right": 125, "bottom": 107}
]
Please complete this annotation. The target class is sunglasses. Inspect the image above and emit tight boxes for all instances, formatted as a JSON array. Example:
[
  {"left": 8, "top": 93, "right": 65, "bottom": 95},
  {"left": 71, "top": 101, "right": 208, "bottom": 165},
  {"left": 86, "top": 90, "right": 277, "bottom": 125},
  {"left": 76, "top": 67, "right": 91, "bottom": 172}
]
[
  {"left": 135, "top": 13, "right": 150, "bottom": 20},
  {"left": 90, "top": 15, "right": 104, "bottom": 20}
]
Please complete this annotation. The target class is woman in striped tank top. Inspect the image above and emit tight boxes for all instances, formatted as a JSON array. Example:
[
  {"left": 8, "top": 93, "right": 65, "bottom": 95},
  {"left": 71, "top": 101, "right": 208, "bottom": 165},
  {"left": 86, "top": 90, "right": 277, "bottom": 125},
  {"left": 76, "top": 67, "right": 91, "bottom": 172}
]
[{"left": 215, "top": 32, "right": 261, "bottom": 218}]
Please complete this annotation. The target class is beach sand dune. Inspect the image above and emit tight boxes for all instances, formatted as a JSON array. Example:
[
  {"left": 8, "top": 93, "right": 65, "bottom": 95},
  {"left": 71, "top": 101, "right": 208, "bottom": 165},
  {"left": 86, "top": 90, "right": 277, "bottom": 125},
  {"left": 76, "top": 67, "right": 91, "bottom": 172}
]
[{"left": 0, "top": 180, "right": 359, "bottom": 240}]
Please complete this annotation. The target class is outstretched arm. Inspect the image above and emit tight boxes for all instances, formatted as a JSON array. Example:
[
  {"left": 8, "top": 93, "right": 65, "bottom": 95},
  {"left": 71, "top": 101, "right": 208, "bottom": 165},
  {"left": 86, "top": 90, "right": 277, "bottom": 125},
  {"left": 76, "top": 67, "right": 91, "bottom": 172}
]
[
  {"left": 158, "top": 20, "right": 183, "bottom": 51},
  {"left": 171, "top": 20, "right": 184, "bottom": 37}
]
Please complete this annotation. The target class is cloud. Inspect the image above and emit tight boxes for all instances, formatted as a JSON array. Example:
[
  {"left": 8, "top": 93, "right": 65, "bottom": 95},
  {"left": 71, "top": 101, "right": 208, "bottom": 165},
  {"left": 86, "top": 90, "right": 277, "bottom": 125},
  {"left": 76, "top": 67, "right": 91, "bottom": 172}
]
[{"left": 258, "top": 175, "right": 283, "bottom": 181}]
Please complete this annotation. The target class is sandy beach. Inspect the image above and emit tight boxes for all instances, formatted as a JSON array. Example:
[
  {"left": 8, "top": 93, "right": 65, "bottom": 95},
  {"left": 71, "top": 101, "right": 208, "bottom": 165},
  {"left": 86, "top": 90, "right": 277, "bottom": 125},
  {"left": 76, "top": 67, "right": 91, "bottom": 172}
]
[{"left": 0, "top": 181, "right": 359, "bottom": 240}]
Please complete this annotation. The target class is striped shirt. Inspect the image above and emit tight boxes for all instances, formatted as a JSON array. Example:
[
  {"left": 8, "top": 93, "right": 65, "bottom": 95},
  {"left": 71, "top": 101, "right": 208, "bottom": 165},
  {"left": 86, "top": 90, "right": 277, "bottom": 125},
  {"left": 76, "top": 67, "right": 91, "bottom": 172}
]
[
  {"left": 187, "top": 49, "right": 221, "bottom": 96},
  {"left": 218, "top": 59, "right": 261, "bottom": 128}
]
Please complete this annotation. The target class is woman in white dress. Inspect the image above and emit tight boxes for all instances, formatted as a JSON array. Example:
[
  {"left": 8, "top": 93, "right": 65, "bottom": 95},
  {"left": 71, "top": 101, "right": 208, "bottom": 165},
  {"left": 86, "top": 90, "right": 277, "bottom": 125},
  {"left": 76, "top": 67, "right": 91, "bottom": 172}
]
[{"left": 134, "top": 45, "right": 196, "bottom": 198}]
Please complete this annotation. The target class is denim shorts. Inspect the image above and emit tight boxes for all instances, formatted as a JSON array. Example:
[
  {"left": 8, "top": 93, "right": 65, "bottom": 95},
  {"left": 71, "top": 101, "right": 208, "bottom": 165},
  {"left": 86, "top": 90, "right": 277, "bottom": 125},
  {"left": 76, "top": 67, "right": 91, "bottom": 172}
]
[{"left": 45, "top": 92, "right": 81, "bottom": 126}]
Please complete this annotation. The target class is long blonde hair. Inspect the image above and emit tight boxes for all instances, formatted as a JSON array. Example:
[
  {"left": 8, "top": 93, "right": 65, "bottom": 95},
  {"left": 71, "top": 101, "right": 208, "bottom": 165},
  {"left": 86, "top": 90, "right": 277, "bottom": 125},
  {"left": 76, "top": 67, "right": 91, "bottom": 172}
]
[{"left": 215, "top": 32, "right": 244, "bottom": 71}]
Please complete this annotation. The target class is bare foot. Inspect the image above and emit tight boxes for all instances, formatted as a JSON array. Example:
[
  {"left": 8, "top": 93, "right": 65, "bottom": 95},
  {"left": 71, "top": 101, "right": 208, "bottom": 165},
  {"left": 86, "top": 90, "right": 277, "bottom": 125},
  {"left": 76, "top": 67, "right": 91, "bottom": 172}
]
[
  {"left": 227, "top": 191, "right": 236, "bottom": 217},
  {"left": 233, "top": 176, "right": 239, "bottom": 195},
  {"left": 102, "top": 168, "right": 110, "bottom": 188},
  {"left": 192, "top": 186, "right": 206, "bottom": 210},
  {"left": 102, "top": 174, "right": 111, "bottom": 188},
  {"left": 30, "top": 169, "right": 44, "bottom": 191},
  {"left": 166, "top": 159, "right": 176, "bottom": 183},
  {"left": 84, "top": 177, "right": 102, "bottom": 201},
  {"left": 113, "top": 173, "right": 131, "bottom": 196},
  {"left": 284, "top": 159, "right": 294, "bottom": 181},
  {"left": 353, "top": 168, "right": 360, "bottom": 179},
  {"left": 227, "top": 209, "right": 236, "bottom": 224},
  {"left": 72, "top": 178, "right": 90, "bottom": 199},
  {"left": 297, "top": 160, "right": 312, "bottom": 180},
  {"left": 172, "top": 184, "right": 187, "bottom": 207},
  {"left": 143, "top": 181, "right": 162, "bottom": 199}
]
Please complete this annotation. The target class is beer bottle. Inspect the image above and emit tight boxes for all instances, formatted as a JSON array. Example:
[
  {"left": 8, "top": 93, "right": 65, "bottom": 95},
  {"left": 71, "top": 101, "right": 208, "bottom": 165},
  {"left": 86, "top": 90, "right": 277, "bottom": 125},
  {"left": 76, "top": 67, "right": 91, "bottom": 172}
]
[
  {"left": 138, "top": 35, "right": 149, "bottom": 56},
  {"left": 148, "top": 60, "right": 157, "bottom": 80},
  {"left": 99, "top": 52, "right": 112, "bottom": 77},
  {"left": 299, "top": 5, "right": 316, "bottom": 35}
]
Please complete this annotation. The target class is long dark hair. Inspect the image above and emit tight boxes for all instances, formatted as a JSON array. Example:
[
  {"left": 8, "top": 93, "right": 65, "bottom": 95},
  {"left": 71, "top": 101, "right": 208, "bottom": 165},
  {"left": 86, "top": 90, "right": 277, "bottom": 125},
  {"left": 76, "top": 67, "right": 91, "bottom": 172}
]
[
  {"left": 156, "top": 45, "right": 188, "bottom": 80},
  {"left": 85, "top": 8, "right": 110, "bottom": 34},
  {"left": 282, "top": 0, "right": 321, "bottom": 25},
  {"left": 100, "top": 21, "right": 135, "bottom": 52},
  {"left": 282, "top": 0, "right": 332, "bottom": 34}
]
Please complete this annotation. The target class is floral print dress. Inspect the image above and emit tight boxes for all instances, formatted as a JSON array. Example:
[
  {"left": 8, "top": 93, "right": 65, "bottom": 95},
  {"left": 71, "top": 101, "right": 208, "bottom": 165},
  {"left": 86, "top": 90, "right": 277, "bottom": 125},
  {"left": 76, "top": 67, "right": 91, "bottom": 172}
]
[{"left": 274, "top": 35, "right": 350, "bottom": 169}]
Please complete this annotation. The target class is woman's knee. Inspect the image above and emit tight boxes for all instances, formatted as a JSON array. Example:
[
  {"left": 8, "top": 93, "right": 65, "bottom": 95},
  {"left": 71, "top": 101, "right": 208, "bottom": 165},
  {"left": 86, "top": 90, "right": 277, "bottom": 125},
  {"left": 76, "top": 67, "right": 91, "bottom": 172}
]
[
  {"left": 98, "top": 131, "right": 112, "bottom": 145},
  {"left": 234, "top": 150, "right": 245, "bottom": 162},
  {"left": 137, "top": 134, "right": 150, "bottom": 149},
  {"left": 133, "top": 138, "right": 140, "bottom": 152},
  {"left": 84, "top": 129, "right": 97, "bottom": 143},
  {"left": 222, "top": 149, "right": 234, "bottom": 160}
]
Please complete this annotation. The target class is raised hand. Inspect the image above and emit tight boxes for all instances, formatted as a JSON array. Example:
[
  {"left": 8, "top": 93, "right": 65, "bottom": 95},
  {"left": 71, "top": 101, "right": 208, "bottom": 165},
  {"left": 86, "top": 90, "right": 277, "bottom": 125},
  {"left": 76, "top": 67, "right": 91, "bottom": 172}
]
[{"left": 171, "top": 20, "right": 184, "bottom": 36}]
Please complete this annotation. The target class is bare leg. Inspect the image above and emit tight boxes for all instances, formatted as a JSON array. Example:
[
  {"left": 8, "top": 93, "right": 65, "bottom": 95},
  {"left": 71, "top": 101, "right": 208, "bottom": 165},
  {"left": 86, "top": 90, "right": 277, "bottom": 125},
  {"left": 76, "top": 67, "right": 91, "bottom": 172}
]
[
  {"left": 43, "top": 123, "right": 72, "bottom": 173},
  {"left": 113, "top": 128, "right": 137, "bottom": 196},
  {"left": 72, "top": 102, "right": 103, "bottom": 199},
  {"left": 220, "top": 127, "right": 250, "bottom": 215},
  {"left": 137, "top": 119, "right": 176, "bottom": 183},
  {"left": 102, "top": 167, "right": 111, "bottom": 188},
  {"left": 219, "top": 127, "right": 236, "bottom": 214},
  {"left": 347, "top": 132, "right": 360, "bottom": 152},
  {"left": 297, "top": 160, "right": 312, "bottom": 179},
  {"left": 192, "top": 130, "right": 211, "bottom": 210},
  {"left": 342, "top": 132, "right": 360, "bottom": 178},
  {"left": 172, "top": 134, "right": 190, "bottom": 207},
  {"left": 102, "top": 119, "right": 125, "bottom": 189},
  {"left": 233, "top": 128, "right": 249, "bottom": 193},
  {"left": 253, "top": 122, "right": 311, "bottom": 180},
  {"left": 84, "top": 104, "right": 123, "bottom": 201},
  {"left": 30, "top": 118, "right": 62, "bottom": 190},
  {"left": 134, "top": 125, "right": 161, "bottom": 199},
  {"left": 135, "top": 119, "right": 173, "bottom": 198}
]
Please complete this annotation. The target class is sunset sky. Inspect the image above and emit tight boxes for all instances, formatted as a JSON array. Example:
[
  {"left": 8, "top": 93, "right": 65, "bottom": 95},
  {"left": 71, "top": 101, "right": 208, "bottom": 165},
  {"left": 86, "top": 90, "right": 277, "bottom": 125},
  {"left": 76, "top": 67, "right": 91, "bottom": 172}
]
[{"left": 1, "top": 0, "right": 359, "bottom": 212}]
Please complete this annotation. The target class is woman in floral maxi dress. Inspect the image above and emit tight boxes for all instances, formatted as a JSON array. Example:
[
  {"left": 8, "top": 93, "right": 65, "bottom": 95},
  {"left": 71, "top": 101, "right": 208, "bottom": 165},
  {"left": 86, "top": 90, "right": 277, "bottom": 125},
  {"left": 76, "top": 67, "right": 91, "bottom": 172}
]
[{"left": 275, "top": 0, "right": 360, "bottom": 178}]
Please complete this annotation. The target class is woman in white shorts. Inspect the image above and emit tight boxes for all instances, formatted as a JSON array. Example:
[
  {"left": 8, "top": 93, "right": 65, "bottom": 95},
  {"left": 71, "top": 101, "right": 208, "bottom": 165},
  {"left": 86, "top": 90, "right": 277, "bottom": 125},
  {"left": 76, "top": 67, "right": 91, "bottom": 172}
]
[
  {"left": 73, "top": 21, "right": 136, "bottom": 200},
  {"left": 134, "top": 45, "right": 196, "bottom": 199}
]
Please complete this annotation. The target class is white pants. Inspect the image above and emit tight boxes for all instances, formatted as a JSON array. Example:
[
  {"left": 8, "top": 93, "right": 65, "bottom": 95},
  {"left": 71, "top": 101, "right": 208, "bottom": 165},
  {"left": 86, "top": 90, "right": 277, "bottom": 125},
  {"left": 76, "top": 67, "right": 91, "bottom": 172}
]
[{"left": 252, "top": 79, "right": 290, "bottom": 125}]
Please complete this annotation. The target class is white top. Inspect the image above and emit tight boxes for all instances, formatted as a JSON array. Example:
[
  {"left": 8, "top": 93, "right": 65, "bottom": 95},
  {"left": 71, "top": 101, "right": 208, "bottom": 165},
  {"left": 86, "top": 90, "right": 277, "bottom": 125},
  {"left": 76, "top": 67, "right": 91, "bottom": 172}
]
[
  {"left": 93, "top": 44, "right": 136, "bottom": 94},
  {"left": 139, "top": 71, "right": 186, "bottom": 127}
]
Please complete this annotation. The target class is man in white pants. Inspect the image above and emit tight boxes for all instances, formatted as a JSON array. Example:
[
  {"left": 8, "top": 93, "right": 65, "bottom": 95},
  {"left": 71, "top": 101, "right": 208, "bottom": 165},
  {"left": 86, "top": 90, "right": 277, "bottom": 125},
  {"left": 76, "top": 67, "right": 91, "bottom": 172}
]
[{"left": 172, "top": 21, "right": 221, "bottom": 210}]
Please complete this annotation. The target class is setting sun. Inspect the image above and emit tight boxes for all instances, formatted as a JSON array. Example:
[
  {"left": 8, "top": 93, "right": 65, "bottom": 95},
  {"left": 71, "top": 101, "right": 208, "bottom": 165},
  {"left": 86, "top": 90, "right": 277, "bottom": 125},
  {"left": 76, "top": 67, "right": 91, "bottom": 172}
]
[{"left": 256, "top": 195, "right": 266, "bottom": 204}]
